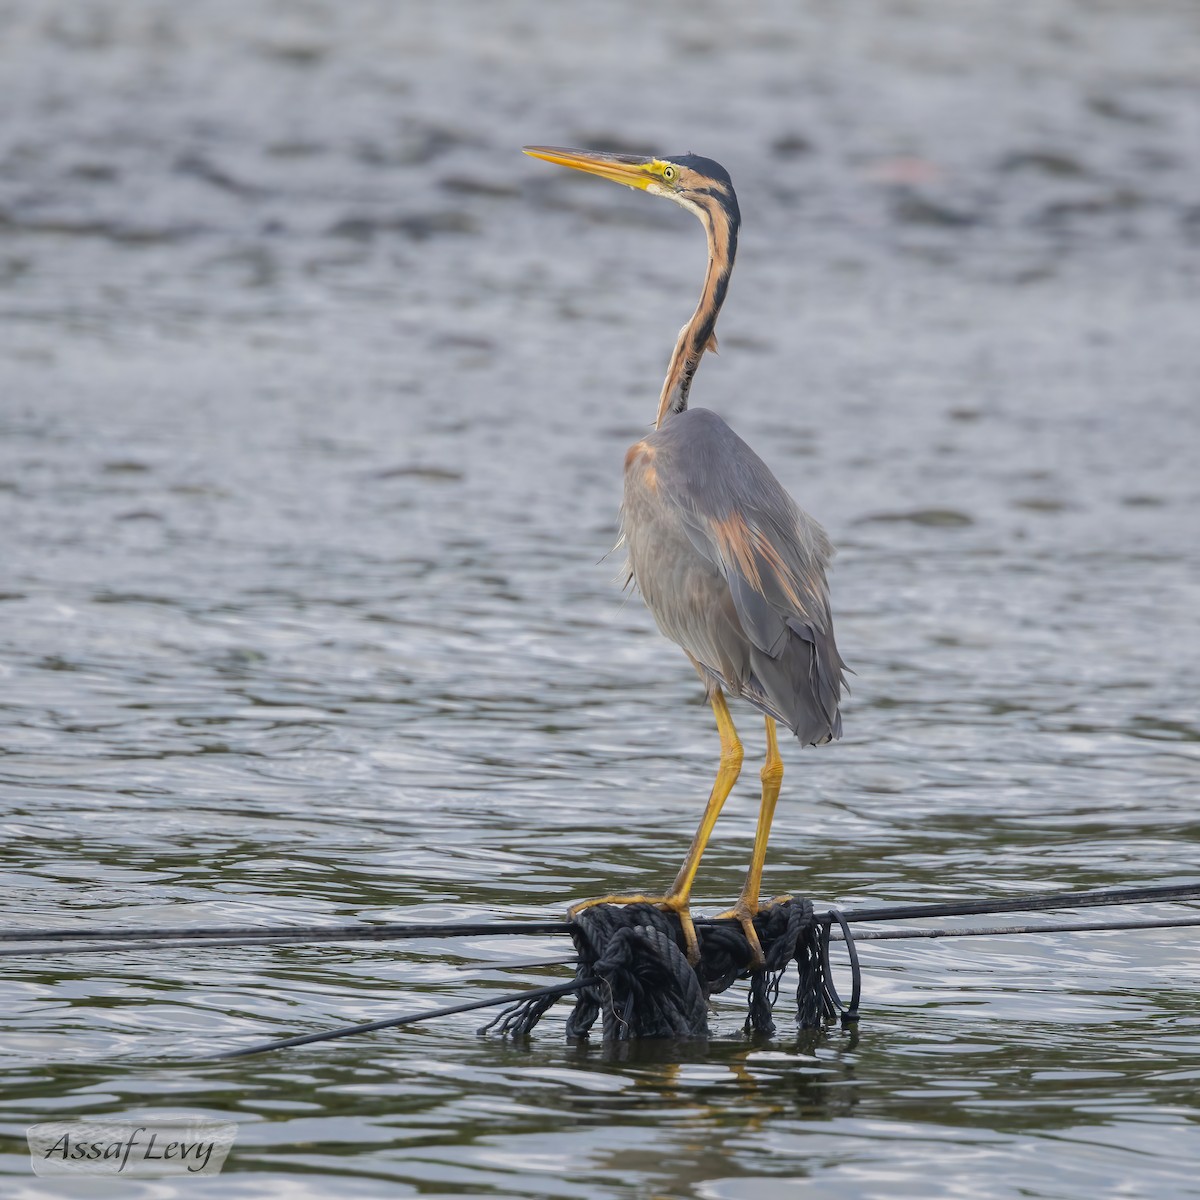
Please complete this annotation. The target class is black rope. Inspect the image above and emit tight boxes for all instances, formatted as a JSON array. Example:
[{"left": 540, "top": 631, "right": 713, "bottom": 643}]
[
  {"left": 456, "top": 957, "right": 577, "bottom": 971},
  {"left": 22, "top": 912, "right": 1181, "bottom": 965},
  {"left": 0, "top": 935, "right": 445, "bottom": 960},
  {"left": 3, "top": 881, "right": 1195, "bottom": 956},
  {"left": 5, "top": 913, "right": 1189, "bottom": 963},
  {"left": 214, "top": 978, "right": 590, "bottom": 1060},
  {"left": 0, "top": 919, "right": 565, "bottom": 945},
  {"left": 563, "top": 905, "right": 711, "bottom": 1040},
  {"left": 479, "top": 979, "right": 577, "bottom": 1038},
  {"left": 820, "top": 911, "right": 862, "bottom": 1025},
  {"left": 207, "top": 904, "right": 1198, "bottom": 1056},
  {"left": 485, "top": 898, "right": 850, "bottom": 1041},
  {"left": 181, "top": 893, "right": 1200, "bottom": 1055},
  {"left": 8, "top": 881, "right": 1199, "bottom": 1054},
  {"left": 833, "top": 914, "right": 1200, "bottom": 941},
  {"left": 837, "top": 881, "right": 1200, "bottom": 924},
  {"left": 743, "top": 898, "right": 848, "bottom": 1033}
]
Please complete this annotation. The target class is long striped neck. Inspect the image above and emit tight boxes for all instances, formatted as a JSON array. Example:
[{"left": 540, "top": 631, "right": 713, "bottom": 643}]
[{"left": 654, "top": 201, "right": 738, "bottom": 428}]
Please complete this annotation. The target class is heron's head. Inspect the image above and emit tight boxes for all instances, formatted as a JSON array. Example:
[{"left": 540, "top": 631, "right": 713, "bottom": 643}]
[
  {"left": 523, "top": 146, "right": 740, "bottom": 232},
  {"left": 525, "top": 146, "right": 740, "bottom": 425}
]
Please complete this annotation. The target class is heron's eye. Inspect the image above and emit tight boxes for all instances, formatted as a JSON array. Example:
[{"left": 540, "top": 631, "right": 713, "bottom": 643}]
[{"left": 662, "top": 165, "right": 676, "bottom": 182}]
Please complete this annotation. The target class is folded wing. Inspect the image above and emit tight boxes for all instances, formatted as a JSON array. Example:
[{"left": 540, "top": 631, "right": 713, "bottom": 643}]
[{"left": 671, "top": 475, "right": 846, "bottom": 745}]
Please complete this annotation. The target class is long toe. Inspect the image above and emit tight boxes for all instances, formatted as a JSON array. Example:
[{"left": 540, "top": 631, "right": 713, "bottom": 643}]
[
  {"left": 567, "top": 893, "right": 700, "bottom": 966},
  {"left": 715, "top": 903, "right": 766, "bottom": 970},
  {"left": 739, "top": 917, "right": 766, "bottom": 970},
  {"left": 568, "top": 892, "right": 670, "bottom": 918}
]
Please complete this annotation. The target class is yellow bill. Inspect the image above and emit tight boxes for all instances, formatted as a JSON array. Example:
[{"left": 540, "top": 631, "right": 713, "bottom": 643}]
[{"left": 523, "top": 145, "right": 657, "bottom": 191}]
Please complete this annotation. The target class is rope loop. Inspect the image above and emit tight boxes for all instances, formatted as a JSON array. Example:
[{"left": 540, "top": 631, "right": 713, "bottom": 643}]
[{"left": 818, "top": 911, "right": 862, "bottom": 1026}]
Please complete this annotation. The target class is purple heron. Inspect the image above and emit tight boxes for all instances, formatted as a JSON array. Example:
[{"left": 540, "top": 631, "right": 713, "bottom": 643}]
[{"left": 524, "top": 146, "right": 847, "bottom": 967}]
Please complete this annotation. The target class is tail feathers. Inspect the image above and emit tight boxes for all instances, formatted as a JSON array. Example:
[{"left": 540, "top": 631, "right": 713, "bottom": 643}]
[{"left": 744, "top": 620, "right": 845, "bottom": 746}]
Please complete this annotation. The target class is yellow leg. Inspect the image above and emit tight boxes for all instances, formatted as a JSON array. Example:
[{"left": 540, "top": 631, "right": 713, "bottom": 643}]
[
  {"left": 570, "top": 689, "right": 744, "bottom": 965},
  {"left": 717, "top": 716, "right": 785, "bottom": 968}
]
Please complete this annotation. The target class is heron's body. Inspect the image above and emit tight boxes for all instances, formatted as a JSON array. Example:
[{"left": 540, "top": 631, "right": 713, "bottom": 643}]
[
  {"left": 623, "top": 407, "right": 842, "bottom": 747},
  {"left": 523, "top": 144, "right": 846, "bottom": 966}
]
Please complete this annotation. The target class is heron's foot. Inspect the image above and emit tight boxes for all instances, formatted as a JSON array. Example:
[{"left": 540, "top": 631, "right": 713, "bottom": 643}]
[
  {"left": 714, "top": 899, "right": 769, "bottom": 970},
  {"left": 568, "top": 892, "right": 700, "bottom": 966}
]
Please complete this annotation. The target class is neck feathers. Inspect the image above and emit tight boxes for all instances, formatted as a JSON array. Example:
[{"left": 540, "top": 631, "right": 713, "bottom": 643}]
[{"left": 654, "top": 200, "right": 739, "bottom": 428}]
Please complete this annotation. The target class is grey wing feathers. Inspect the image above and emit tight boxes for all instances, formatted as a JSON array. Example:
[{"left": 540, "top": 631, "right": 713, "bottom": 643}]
[{"left": 663, "top": 413, "right": 846, "bottom": 744}]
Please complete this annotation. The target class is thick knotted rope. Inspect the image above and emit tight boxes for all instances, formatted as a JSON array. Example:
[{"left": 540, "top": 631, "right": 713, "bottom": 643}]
[
  {"left": 568, "top": 914, "right": 707, "bottom": 1040},
  {"left": 483, "top": 899, "right": 858, "bottom": 1040}
]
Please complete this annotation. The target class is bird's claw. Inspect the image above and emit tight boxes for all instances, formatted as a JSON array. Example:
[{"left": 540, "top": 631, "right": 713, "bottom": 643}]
[
  {"left": 567, "top": 892, "right": 701, "bottom": 967},
  {"left": 715, "top": 900, "right": 769, "bottom": 970}
]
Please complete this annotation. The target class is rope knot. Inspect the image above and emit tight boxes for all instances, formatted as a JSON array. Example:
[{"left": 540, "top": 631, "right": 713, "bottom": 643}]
[{"left": 485, "top": 899, "right": 857, "bottom": 1041}]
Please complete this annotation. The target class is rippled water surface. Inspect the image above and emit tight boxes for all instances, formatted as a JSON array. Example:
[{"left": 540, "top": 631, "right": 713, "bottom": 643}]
[{"left": 2, "top": 1, "right": 1199, "bottom": 1196}]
